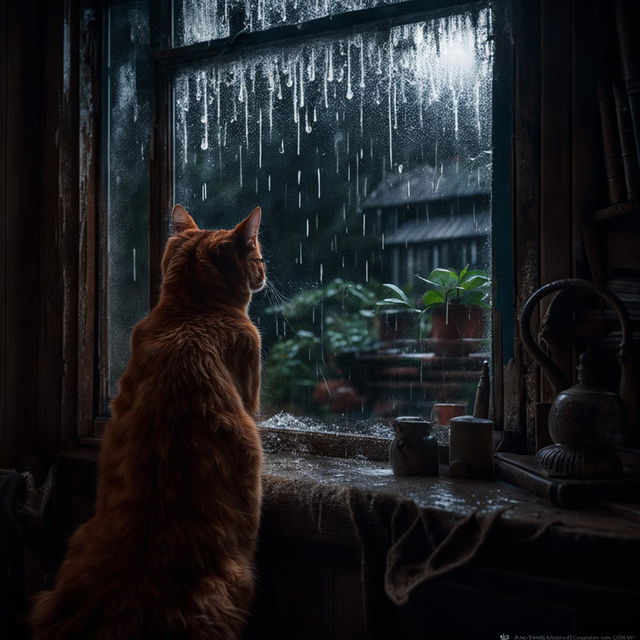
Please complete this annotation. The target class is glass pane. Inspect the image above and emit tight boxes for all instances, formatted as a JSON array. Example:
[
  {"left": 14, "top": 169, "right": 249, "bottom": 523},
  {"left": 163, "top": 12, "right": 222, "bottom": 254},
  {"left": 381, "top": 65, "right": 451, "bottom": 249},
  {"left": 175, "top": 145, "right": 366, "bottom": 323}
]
[
  {"left": 173, "top": 7, "right": 493, "bottom": 435},
  {"left": 174, "top": 0, "right": 408, "bottom": 46},
  {"left": 173, "top": 0, "right": 231, "bottom": 47},
  {"left": 107, "top": 0, "right": 152, "bottom": 398}
]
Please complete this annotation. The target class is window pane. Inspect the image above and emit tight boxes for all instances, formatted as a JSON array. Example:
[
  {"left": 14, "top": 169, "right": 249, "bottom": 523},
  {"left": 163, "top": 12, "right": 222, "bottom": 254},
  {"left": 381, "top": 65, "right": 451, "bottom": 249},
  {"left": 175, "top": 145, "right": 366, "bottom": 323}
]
[
  {"left": 106, "top": 0, "right": 152, "bottom": 398},
  {"left": 174, "top": 6, "right": 493, "bottom": 434},
  {"left": 173, "top": 0, "right": 409, "bottom": 46},
  {"left": 173, "top": 0, "right": 231, "bottom": 47}
]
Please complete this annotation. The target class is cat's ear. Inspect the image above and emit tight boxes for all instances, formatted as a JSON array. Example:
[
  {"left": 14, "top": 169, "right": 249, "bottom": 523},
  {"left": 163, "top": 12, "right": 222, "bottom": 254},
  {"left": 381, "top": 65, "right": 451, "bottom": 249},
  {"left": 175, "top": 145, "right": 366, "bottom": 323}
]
[
  {"left": 172, "top": 205, "right": 198, "bottom": 234},
  {"left": 236, "top": 206, "right": 262, "bottom": 248}
]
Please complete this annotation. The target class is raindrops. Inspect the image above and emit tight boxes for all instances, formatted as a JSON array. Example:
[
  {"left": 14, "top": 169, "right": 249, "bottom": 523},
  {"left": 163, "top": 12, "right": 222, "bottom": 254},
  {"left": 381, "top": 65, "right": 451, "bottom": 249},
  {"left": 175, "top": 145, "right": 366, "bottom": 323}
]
[{"left": 169, "top": 4, "right": 494, "bottom": 430}]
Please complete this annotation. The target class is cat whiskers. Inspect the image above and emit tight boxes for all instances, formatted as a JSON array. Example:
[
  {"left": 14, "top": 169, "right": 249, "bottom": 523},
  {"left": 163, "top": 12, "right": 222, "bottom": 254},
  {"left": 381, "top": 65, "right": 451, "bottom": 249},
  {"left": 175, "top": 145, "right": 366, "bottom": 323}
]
[
  {"left": 263, "top": 281, "right": 298, "bottom": 338},
  {"left": 265, "top": 281, "right": 293, "bottom": 313}
]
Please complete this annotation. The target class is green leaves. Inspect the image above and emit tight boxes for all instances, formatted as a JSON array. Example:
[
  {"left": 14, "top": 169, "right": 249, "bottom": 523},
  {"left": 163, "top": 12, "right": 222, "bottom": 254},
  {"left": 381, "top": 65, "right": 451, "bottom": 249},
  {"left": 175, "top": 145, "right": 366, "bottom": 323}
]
[
  {"left": 374, "top": 283, "right": 418, "bottom": 313},
  {"left": 416, "top": 265, "right": 490, "bottom": 309},
  {"left": 377, "top": 266, "right": 491, "bottom": 316},
  {"left": 381, "top": 283, "right": 411, "bottom": 303},
  {"left": 456, "top": 268, "right": 490, "bottom": 309},
  {"left": 263, "top": 278, "right": 382, "bottom": 407},
  {"left": 418, "top": 267, "right": 459, "bottom": 289},
  {"left": 422, "top": 289, "right": 446, "bottom": 311}
]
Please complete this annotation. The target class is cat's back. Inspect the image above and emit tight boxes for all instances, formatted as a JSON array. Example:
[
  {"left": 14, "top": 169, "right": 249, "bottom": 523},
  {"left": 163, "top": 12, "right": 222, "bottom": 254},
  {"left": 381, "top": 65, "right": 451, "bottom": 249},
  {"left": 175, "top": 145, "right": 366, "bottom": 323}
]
[{"left": 113, "top": 304, "right": 259, "bottom": 416}]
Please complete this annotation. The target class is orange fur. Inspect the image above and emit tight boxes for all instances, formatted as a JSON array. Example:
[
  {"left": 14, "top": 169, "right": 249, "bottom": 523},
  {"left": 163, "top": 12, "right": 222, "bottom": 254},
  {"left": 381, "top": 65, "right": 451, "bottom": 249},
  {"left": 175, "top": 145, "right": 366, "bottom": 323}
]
[{"left": 31, "top": 206, "right": 266, "bottom": 639}]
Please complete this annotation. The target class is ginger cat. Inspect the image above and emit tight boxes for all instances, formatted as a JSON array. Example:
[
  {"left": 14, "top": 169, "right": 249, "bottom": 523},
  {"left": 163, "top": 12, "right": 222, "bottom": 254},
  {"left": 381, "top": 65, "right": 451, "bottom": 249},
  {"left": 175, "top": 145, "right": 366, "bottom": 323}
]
[{"left": 31, "top": 205, "right": 265, "bottom": 639}]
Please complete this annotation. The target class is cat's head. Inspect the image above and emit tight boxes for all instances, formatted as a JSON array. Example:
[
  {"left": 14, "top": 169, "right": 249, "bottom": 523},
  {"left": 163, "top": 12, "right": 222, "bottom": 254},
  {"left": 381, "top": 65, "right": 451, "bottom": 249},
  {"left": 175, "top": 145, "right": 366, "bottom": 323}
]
[{"left": 161, "top": 205, "right": 266, "bottom": 307}]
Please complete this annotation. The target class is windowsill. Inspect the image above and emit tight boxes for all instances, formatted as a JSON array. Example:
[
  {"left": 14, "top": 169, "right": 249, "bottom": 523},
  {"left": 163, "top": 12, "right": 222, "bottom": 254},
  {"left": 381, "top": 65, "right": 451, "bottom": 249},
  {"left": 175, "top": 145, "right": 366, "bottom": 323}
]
[
  {"left": 57, "top": 446, "right": 640, "bottom": 589},
  {"left": 64, "top": 444, "right": 640, "bottom": 533},
  {"left": 88, "top": 421, "right": 457, "bottom": 460},
  {"left": 260, "top": 449, "right": 640, "bottom": 532}
]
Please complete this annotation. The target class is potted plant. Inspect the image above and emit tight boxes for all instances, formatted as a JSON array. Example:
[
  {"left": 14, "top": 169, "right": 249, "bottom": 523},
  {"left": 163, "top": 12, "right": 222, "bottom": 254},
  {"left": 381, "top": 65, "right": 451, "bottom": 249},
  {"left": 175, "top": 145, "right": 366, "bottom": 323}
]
[
  {"left": 376, "top": 266, "right": 490, "bottom": 354},
  {"left": 418, "top": 266, "right": 490, "bottom": 344}
]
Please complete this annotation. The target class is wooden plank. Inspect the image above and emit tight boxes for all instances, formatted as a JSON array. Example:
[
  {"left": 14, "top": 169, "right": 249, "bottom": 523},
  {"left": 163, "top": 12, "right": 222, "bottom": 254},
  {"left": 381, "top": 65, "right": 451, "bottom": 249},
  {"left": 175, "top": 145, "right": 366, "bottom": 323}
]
[
  {"left": 77, "top": 1, "right": 100, "bottom": 436},
  {"left": 333, "top": 562, "right": 366, "bottom": 640},
  {"left": 572, "top": 1, "right": 601, "bottom": 281},
  {"left": 0, "top": 0, "right": 7, "bottom": 467},
  {"left": 97, "top": 2, "right": 110, "bottom": 418},
  {"left": 149, "top": 0, "right": 174, "bottom": 311},
  {"left": 539, "top": 0, "right": 573, "bottom": 409},
  {"left": 510, "top": 0, "right": 541, "bottom": 453},
  {"left": 261, "top": 427, "right": 391, "bottom": 461},
  {"left": 3, "top": 2, "right": 41, "bottom": 467},
  {"left": 491, "top": 0, "right": 516, "bottom": 437},
  {"left": 58, "top": 0, "right": 81, "bottom": 451},
  {"left": 149, "top": 69, "right": 173, "bottom": 308},
  {"left": 540, "top": 0, "right": 573, "bottom": 284},
  {"left": 37, "top": 0, "right": 66, "bottom": 465}
]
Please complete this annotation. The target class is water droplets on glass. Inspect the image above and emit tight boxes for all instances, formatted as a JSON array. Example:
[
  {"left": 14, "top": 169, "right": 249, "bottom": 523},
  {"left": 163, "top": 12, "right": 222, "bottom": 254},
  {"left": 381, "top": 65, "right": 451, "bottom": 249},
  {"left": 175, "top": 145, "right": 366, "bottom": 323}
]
[
  {"left": 172, "top": 6, "right": 494, "bottom": 433},
  {"left": 107, "top": 0, "right": 151, "bottom": 399},
  {"left": 176, "top": 0, "right": 414, "bottom": 47}
]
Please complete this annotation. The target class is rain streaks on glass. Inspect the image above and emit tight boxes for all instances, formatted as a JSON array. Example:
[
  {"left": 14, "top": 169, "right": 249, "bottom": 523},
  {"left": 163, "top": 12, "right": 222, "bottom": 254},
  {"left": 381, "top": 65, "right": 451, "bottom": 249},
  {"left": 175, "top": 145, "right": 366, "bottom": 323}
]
[
  {"left": 174, "top": 0, "right": 407, "bottom": 46},
  {"left": 173, "top": 6, "right": 493, "bottom": 430},
  {"left": 107, "top": 0, "right": 152, "bottom": 398}
]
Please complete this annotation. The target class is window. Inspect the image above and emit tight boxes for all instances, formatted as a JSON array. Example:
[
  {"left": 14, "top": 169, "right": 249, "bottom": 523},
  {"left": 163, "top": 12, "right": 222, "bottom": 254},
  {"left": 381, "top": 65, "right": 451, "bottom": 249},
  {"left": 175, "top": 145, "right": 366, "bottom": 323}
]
[
  {"left": 101, "top": 0, "right": 511, "bottom": 444},
  {"left": 103, "top": 0, "right": 152, "bottom": 401}
]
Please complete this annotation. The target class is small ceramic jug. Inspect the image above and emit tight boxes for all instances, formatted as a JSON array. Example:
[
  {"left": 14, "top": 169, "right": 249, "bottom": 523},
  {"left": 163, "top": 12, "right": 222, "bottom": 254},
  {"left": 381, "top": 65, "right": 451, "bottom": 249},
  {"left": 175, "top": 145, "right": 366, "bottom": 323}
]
[{"left": 390, "top": 417, "right": 439, "bottom": 476}]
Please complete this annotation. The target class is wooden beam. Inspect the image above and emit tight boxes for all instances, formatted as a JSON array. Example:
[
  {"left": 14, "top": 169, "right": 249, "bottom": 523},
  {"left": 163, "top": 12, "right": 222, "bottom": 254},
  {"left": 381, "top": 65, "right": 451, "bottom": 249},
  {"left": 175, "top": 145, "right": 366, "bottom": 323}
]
[
  {"left": 539, "top": 0, "right": 573, "bottom": 409},
  {"left": 2, "top": 2, "right": 42, "bottom": 467},
  {"left": 572, "top": 0, "right": 601, "bottom": 282},
  {"left": 509, "top": 0, "right": 542, "bottom": 453},
  {"left": 0, "top": 0, "right": 7, "bottom": 468},
  {"left": 77, "top": 1, "right": 101, "bottom": 437}
]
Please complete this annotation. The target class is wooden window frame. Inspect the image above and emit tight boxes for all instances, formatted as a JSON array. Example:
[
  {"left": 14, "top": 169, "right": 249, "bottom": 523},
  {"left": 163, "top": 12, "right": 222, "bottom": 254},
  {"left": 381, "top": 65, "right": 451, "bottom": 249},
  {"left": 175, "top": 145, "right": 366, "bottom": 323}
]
[
  {"left": 74, "top": 0, "right": 580, "bottom": 458},
  {"left": 149, "top": 0, "right": 513, "bottom": 452}
]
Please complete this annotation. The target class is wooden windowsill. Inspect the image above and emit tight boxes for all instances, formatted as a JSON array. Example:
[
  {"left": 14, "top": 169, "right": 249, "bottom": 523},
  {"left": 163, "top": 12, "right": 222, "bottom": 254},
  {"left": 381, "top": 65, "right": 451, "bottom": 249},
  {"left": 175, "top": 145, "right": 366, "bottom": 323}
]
[
  {"left": 58, "top": 446, "right": 640, "bottom": 543},
  {"left": 55, "top": 445, "right": 640, "bottom": 585},
  {"left": 85, "top": 422, "right": 457, "bottom": 462}
]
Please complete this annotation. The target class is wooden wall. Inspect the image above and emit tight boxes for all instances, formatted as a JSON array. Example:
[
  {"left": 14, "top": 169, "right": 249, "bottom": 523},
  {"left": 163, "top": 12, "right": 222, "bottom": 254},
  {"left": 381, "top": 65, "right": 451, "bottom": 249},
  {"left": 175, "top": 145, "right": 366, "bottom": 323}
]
[
  {"left": 0, "top": 0, "right": 83, "bottom": 472},
  {"left": 506, "top": 0, "right": 615, "bottom": 453},
  {"left": 1, "top": 1, "right": 45, "bottom": 470}
]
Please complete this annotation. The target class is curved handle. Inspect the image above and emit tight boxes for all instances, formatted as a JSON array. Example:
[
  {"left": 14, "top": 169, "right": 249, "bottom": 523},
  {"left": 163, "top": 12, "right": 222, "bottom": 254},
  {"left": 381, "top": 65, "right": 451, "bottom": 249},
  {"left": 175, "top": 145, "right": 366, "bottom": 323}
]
[{"left": 520, "top": 279, "right": 635, "bottom": 431}]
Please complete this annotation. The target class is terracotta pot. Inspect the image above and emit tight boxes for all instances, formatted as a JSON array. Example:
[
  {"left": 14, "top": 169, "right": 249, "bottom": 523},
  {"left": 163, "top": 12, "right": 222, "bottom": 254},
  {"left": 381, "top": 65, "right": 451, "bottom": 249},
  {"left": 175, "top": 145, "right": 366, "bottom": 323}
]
[
  {"left": 430, "top": 303, "right": 484, "bottom": 339},
  {"left": 430, "top": 304, "right": 484, "bottom": 356}
]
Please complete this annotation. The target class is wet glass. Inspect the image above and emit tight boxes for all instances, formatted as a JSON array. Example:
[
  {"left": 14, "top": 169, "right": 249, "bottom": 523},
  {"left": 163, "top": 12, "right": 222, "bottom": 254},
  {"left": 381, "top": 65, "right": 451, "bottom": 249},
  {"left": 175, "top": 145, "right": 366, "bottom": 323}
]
[
  {"left": 172, "top": 6, "right": 493, "bottom": 434},
  {"left": 173, "top": 0, "right": 408, "bottom": 47},
  {"left": 106, "top": 0, "right": 152, "bottom": 398}
]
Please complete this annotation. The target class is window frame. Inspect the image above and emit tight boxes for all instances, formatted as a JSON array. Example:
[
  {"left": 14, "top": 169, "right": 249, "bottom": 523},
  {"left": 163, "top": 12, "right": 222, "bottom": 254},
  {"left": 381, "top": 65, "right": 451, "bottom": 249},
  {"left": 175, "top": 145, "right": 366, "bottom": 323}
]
[{"left": 90, "top": 0, "right": 516, "bottom": 448}]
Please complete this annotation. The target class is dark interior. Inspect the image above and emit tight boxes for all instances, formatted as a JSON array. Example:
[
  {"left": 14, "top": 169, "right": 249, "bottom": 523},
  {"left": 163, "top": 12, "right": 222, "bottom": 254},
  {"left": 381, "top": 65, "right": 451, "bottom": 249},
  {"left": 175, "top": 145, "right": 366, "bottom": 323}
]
[{"left": 2, "top": 0, "right": 640, "bottom": 638}]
